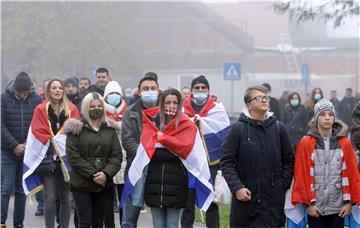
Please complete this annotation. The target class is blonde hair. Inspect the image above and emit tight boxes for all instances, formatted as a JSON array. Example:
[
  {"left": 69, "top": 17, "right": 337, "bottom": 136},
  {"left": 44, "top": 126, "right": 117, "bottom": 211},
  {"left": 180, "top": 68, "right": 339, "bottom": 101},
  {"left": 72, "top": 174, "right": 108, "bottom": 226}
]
[
  {"left": 45, "top": 79, "right": 69, "bottom": 116},
  {"left": 81, "top": 92, "right": 106, "bottom": 125}
]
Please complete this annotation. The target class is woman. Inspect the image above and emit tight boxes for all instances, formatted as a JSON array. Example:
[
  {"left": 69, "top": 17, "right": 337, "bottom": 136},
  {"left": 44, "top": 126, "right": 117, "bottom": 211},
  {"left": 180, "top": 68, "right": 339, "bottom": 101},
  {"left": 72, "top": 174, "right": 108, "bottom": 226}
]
[
  {"left": 65, "top": 92, "right": 122, "bottom": 228},
  {"left": 283, "top": 92, "right": 309, "bottom": 151},
  {"left": 307, "top": 87, "right": 324, "bottom": 119},
  {"left": 144, "top": 88, "right": 195, "bottom": 228},
  {"left": 103, "top": 81, "right": 128, "bottom": 226},
  {"left": 29, "top": 79, "right": 80, "bottom": 228}
]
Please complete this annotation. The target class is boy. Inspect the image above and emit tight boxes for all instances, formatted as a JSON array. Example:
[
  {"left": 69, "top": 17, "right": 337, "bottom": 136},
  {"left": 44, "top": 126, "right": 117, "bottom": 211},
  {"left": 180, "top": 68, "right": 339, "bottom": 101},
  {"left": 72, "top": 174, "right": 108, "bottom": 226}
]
[{"left": 292, "top": 98, "right": 360, "bottom": 227}]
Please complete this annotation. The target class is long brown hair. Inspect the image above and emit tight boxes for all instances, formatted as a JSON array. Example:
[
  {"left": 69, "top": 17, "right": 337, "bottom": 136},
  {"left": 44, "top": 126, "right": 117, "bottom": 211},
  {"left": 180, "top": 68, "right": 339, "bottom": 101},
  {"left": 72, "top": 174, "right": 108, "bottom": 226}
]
[
  {"left": 159, "top": 88, "right": 182, "bottom": 131},
  {"left": 45, "top": 79, "right": 69, "bottom": 116}
]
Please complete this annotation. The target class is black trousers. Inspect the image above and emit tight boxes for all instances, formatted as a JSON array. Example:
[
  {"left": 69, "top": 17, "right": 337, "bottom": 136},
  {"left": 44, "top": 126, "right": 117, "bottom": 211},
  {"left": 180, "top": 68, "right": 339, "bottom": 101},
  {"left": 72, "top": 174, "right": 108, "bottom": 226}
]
[
  {"left": 181, "top": 164, "right": 219, "bottom": 228},
  {"left": 308, "top": 214, "right": 344, "bottom": 228},
  {"left": 73, "top": 191, "right": 112, "bottom": 228}
]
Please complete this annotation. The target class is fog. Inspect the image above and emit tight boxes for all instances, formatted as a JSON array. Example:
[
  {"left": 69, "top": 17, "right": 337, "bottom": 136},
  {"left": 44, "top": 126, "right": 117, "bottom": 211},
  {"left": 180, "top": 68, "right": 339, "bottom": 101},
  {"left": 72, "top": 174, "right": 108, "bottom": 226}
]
[{"left": 2, "top": 1, "right": 359, "bottom": 112}]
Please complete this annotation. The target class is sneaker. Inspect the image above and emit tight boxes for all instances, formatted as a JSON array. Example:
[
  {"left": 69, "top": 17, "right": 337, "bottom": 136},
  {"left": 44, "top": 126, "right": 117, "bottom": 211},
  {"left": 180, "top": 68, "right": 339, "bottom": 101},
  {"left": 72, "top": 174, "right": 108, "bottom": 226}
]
[
  {"left": 14, "top": 224, "right": 23, "bottom": 228},
  {"left": 0, "top": 224, "right": 6, "bottom": 228},
  {"left": 35, "top": 208, "right": 44, "bottom": 216}
]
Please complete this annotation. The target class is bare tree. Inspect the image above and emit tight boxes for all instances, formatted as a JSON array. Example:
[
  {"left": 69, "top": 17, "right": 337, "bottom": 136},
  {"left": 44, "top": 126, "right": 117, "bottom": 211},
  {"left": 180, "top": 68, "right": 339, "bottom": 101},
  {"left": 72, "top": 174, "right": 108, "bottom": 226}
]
[{"left": 273, "top": 0, "right": 360, "bottom": 28}]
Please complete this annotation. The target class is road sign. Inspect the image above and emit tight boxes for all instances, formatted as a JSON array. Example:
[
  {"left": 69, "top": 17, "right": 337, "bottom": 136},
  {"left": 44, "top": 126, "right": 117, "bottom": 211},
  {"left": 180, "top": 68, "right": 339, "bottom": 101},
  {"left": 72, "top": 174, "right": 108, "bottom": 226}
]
[
  {"left": 224, "top": 63, "right": 241, "bottom": 80},
  {"left": 301, "top": 64, "right": 309, "bottom": 83}
]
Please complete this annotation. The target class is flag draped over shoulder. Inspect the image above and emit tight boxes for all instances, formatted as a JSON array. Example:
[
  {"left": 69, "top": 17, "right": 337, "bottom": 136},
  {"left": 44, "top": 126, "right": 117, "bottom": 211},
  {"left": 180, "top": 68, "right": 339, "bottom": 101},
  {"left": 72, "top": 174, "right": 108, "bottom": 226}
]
[
  {"left": 183, "top": 95, "right": 230, "bottom": 165},
  {"left": 120, "top": 107, "right": 214, "bottom": 211},
  {"left": 285, "top": 136, "right": 360, "bottom": 227},
  {"left": 22, "top": 101, "right": 80, "bottom": 195}
]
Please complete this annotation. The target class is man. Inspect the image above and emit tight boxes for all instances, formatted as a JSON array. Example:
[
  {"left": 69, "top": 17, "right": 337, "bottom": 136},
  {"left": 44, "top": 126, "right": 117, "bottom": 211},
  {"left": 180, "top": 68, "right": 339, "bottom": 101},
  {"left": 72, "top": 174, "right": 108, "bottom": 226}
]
[
  {"left": 220, "top": 85, "right": 294, "bottom": 227},
  {"left": 262, "top": 83, "right": 282, "bottom": 121},
  {"left": 339, "top": 87, "right": 355, "bottom": 128},
  {"left": 64, "top": 77, "right": 81, "bottom": 111},
  {"left": 38, "top": 78, "right": 50, "bottom": 101},
  {"left": 121, "top": 72, "right": 160, "bottom": 228},
  {"left": 124, "top": 87, "right": 133, "bottom": 105},
  {"left": 79, "top": 77, "right": 91, "bottom": 97},
  {"left": 1, "top": 72, "right": 42, "bottom": 228},
  {"left": 182, "top": 75, "right": 230, "bottom": 228},
  {"left": 82, "top": 67, "right": 110, "bottom": 97},
  {"left": 180, "top": 86, "right": 191, "bottom": 101},
  {"left": 330, "top": 90, "right": 341, "bottom": 117}
]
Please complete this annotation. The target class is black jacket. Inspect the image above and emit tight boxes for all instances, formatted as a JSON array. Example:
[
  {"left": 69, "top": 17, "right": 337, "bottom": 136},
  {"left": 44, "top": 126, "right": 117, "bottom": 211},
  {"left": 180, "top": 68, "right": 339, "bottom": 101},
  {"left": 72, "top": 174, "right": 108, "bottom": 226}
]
[
  {"left": 340, "top": 96, "right": 355, "bottom": 127},
  {"left": 121, "top": 101, "right": 144, "bottom": 176},
  {"left": 144, "top": 147, "right": 188, "bottom": 208},
  {"left": 220, "top": 111, "right": 294, "bottom": 227},
  {"left": 283, "top": 104, "right": 309, "bottom": 150},
  {"left": 269, "top": 96, "right": 282, "bottom": 121},
  {"left": 1, "top": 81, "right": 42, "bottom": 157},
  {"left": 65, "top": 119, "right": 122, "bottom": 192}
]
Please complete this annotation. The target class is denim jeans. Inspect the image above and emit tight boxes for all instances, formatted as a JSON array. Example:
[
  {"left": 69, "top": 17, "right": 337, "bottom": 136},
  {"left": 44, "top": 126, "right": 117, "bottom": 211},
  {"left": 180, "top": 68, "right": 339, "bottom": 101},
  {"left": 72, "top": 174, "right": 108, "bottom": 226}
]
[
  {"left": 121, "top": 197, "right": 141, "bottom": 228},
  {"left": 36, "top": 190, "right": 44, "bottom": 210},
  {"left": 150, "top": 207, "right": 180, "bottom": 228},
  {"left": 42, "top": 165, "right": 70, "bottom": 228},
  {"left": 1, "top": 151, "right": 26, "bottom": 225},
  {"left": 73, "top": 190, "right": 112, "bottom": 228}
]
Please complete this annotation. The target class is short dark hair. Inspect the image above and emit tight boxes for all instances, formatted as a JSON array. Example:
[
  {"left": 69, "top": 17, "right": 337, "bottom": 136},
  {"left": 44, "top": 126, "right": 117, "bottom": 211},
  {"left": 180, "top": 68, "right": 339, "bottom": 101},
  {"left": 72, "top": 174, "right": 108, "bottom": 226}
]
[
  {"left": 138, "top": 76, "right": 159, "bottom": 90},
  {"left": 144, "top": 72, "right": 158, "bottom": 81},
  {"left": 96, "top": 67, "right": 109, "bottom": 76},
  {"left": 262, "top": 83, "right": 271, "bottom": 92},
  {"left": 346, "top": 88, "right": 353, "bottom": 93},
  {"left": 80, "top": 77, "right": 91, "bottom": 84},
  {"left": 244, "top": 85, "right": 268, "bottom": 104}
]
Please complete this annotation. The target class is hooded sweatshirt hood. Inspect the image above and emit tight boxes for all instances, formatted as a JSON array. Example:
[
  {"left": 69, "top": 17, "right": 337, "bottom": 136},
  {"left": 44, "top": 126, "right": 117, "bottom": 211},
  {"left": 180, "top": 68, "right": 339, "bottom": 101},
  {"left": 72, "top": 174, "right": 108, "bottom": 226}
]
[
  {"left": 5, "top": 80, "right": 36, "bottom": 97},
  {"left": 104, "top": 81, "right": 126, "bottom": 115},
  {"left": 308, "top": 119, "right": 348, "bottom": 139},
  {"left": 104, "top": 81, "right": 123, "bottom": 98}
]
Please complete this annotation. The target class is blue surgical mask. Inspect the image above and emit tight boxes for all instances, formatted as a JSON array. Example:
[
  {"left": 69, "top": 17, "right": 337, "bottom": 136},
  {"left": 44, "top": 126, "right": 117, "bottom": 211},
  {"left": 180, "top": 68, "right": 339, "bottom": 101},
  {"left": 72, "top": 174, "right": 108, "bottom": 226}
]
[
  {"left": 290, "top": 99, "right": 299, "bottom": 107},
  {"left": 141, "top": 91, "right": 158, "bottom": 107},
  {"left": 106, "top": 94, "right": 122, "bottom": 107},
  {"left": 193, "top": 92, "right": 208, "bottom": 105},
  {"left": 314, "top": 93, "right": 322, "bottom": 101}
]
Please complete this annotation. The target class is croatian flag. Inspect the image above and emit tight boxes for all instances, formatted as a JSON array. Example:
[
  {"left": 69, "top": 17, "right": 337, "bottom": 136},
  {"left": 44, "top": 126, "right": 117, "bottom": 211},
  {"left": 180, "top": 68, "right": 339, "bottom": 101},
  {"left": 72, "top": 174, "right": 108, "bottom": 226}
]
[
  {"left": 183, "top": 95, "right": 230, "bottom": 165},
  {"left": 285, "top": 180, "right": 360, "bottom": 228},
  {"left": 22, "top": 101, "right": 79, "bottom": 195},
  {"left": 120, "top": 107, "right": 214, "bottom": 211}
]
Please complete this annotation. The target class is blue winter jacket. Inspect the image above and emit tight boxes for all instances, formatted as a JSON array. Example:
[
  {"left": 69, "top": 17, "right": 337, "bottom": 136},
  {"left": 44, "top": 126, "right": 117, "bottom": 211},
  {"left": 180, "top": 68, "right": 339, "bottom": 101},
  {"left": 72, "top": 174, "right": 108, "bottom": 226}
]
[{"left": 1, "top": 81, "right": 42, "bottom": 159}]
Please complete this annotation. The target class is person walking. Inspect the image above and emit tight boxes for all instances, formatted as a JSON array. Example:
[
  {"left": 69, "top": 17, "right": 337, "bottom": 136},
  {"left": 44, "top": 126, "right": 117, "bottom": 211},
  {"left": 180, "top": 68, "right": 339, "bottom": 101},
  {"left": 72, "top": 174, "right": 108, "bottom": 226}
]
[
  {"left": 1, "top": 72, "right": 42, "bottom": 228},
  {"left": 65, "top": 92, "right": 122, "bottom": 228}
]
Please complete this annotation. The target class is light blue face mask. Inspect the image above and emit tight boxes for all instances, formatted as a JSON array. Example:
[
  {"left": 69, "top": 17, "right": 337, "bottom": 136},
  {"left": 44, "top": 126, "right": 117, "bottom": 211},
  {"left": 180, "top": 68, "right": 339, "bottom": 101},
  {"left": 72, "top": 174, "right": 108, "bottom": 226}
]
[
  {"left": 290, "top": 99, "right": 299, "bottom": 107},
  {"left": 314, "top": 93, "right": 322, "bottom": 101},
  {"left": 193, "top": 92, "right": 208, "bottom": 105},
  {"left": 107, "top": 94, "right": 122, "bottom": 107},
  {"left": 141, "top": 90, "right": 158, "bottom": 107}
]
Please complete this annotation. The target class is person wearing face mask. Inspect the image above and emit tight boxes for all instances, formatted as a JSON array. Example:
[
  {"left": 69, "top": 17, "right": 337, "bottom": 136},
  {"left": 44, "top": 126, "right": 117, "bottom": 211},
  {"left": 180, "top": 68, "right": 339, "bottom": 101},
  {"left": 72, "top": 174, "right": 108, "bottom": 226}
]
[
  {"left": 182, "top": 75, "right": 230, "bottom": 228},
  {"left": 307, "top": 87, "right": 324, "bottom": 120},
  {"left": 65, "top": 92, "right": 122, "bottom": 228},
  {"left": 121, "top": 73, "right": 160, "bottom": 228},
  {"left": 1, "top": 72, "right": 42, "bottom": 228},
  {"left": 103, "top": 81, "right": 128, "bottom": 227},
  {"left": 64, "top": 77, "right": 82, "bottom": 112},
  {"left": 283, "top": 92, "right": 309, "bottom": 151}
]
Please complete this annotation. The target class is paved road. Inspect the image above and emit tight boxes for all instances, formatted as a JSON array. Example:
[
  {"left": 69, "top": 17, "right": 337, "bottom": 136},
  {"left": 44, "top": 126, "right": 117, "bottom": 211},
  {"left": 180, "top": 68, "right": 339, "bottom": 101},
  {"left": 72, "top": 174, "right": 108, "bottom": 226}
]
[{"left": 5, "top": 196, "right": 206, "bottom": 228}]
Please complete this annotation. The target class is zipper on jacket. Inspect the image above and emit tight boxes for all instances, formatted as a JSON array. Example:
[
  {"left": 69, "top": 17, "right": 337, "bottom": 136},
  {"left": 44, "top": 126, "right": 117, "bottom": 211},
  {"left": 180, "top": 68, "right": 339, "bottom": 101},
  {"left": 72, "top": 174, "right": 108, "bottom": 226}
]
[
  {"left": 258, "top": 178, "right": 261, "bottom": 203},
  {"left": 20, "top": 101, "right": 24, "bottom": 141},
  {"left": 271, "top": 173, "right": 274, "bottom": 186},
  {"left": 160, "top": 162, "right": 165, "bottom": 208}
]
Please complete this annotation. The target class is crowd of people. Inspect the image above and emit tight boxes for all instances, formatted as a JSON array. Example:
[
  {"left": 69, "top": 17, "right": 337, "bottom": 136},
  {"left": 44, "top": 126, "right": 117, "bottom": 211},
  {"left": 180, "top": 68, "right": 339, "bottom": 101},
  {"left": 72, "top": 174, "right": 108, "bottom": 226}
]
[{"left": 2, "top": 67, "right": 360, "bottom": 228}]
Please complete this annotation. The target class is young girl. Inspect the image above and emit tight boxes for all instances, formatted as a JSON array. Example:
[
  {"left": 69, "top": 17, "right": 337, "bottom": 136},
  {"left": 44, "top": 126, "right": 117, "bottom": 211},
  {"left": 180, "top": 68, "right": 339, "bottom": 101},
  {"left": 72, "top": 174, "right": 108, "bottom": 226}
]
[{"left": 292, "top": 98, "right": 360, "bottom": 227}]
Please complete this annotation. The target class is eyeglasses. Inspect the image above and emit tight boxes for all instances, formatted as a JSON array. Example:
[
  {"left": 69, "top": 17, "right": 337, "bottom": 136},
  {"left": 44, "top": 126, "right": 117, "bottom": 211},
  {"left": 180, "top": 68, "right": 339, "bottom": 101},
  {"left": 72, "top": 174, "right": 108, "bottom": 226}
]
[{"left": 249, "top": 95, "right": 270, "bottom": 103}]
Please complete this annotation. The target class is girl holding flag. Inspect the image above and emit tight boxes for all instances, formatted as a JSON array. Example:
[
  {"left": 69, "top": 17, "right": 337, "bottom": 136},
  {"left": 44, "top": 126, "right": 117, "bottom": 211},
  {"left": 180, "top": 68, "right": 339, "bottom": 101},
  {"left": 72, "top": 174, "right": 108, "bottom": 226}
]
[
  {"left": 22, "top": 79, "right": 80, "bottom": 228},
  {"left": 120, "top": 88, "right": 214, "bottom": 228}
]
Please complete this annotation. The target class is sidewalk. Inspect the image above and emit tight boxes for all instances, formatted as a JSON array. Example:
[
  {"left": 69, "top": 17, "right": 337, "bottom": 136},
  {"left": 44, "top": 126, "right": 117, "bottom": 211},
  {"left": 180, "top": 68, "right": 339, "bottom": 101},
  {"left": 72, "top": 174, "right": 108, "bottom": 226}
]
[{"left": 5, "top": 196, "right": 206, "bottom": 228}]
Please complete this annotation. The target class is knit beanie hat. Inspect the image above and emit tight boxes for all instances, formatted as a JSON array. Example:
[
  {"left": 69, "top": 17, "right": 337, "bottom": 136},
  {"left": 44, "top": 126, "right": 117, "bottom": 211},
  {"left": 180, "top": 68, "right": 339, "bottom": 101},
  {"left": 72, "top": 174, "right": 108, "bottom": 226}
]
[
  {"left": 314, "top": 98, "right": 336, "bottom": 121},
  {"left": 14, "top": 72, "right": 32, "bottom": 91},
  {"left": 191, "top": 75, "right": 209, "bottom": 90},
  {"left": 64, "top": 77, "right": 79, "bottom": 89}
]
